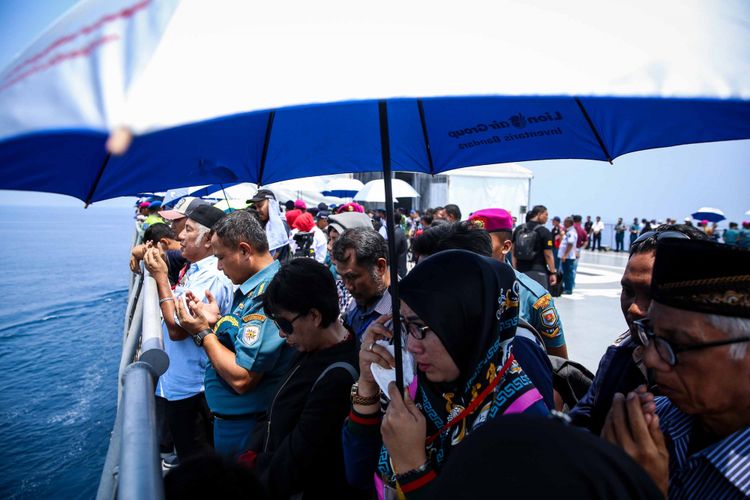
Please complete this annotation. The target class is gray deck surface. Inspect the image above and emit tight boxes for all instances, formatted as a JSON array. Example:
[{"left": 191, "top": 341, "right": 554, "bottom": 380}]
[{"left": 553, "top": 250, "right": 630, "bottom": 373}]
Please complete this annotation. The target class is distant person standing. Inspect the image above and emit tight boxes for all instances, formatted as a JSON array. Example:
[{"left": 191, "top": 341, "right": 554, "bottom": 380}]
[
  {"left": 629, "top": 217, "right": 641, "bottom": 248},
  {"left": 723, "top": 222, "right": 740, "bottom": 245},
  {"left": 614, "top": 218, "right": 626, "bottom": 252},
  {"left": 444, "top": 204, "right": 462, "bottom": 222},
  {"left": 739, "top": 221, "right": 750, "bottom": 249},
  {"left": 558, "top": 217, "right": 578, "bottom": 294},
  {"left": 551, "top": 216, "right": 563, "bottom": 271},
  {"left": 512, "top": 205, "right": 558, "bottom": 290},
  {"left": 591, "top": 216, "right": 605, "bottom": 251},
  {"left": 584, "top": 216, "right": 594, "bottom": 250},
  {"left": 639, "top": 218, "right": 652, "bottom": 236}
]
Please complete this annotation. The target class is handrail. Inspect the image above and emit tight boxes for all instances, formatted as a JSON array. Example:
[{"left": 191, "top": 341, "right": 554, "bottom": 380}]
[{"left": 97, "top": 230, "right": 170, "bottom": 500}]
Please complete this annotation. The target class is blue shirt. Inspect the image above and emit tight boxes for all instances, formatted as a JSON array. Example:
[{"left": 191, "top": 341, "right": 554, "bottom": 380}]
[
  {"left": 656, "top": 397, "right": 750, "bottom": 499},
  {"left": 156, "top": 255, "right": 234, "bottom": 401},
  {"left": 204, "top": 260, "right": 295, "bottom": 415},
  {"left": 344, "top": 291, "right": 391, "bottom": 340},
  {"left": 516, "top": 270, "right": 566, "bottom": 349}
]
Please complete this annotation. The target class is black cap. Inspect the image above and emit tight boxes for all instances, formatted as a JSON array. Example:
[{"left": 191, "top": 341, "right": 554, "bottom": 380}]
[
  {"left": 317, "top": 202, "right": 329, "bottom": 211},
  {"left": 188, "top": 204, "right": 226, "bottom": 229},
  {"left": 652, "top": 239, "right": 750, "bottom": 318},
  {"left": 247, "top": 189, "right": 276, "bottom": 204}
]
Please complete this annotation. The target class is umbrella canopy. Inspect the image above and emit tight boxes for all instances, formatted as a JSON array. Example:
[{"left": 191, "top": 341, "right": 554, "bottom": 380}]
[
  {"left": 691, "top": 207, "right": 727, "bottom": 223},
  {"left": 322, "top": 177, "right": 365, "bottom": 198},
  {"left": 354, "top": 179, "right": 420, "bottom": 203},
  {"left": 1, "top": 0, "right": 749, "bottom": 203}
]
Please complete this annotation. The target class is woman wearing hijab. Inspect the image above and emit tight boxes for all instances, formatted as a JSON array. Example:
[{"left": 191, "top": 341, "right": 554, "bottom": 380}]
[{"left": 342, "top": 250, "right": 548, "bottom": 498}]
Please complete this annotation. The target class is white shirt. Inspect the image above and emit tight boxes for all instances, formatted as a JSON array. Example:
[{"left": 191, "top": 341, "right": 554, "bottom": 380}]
[
  {"left": 593, "top": 220, "right": 605, "bottom": 234},
  {"left": 558, "top": 227, "right": 578, "bottom": 260},
  {"left": 156, "top": 255, "right": 234, "bottom": 401}
]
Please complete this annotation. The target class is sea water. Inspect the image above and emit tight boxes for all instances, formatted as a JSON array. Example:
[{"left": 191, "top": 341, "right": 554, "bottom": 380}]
[{"left": 0, "top": 205, "right": 135, "bottom": 499}]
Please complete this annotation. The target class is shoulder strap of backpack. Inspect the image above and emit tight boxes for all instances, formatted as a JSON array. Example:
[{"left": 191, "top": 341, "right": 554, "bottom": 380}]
[
  {"left": 311, "top": 361, "right": 358, "bottom": 393},
  {"left": 517, "top": 318, "right": 547, "bottom": 354}
]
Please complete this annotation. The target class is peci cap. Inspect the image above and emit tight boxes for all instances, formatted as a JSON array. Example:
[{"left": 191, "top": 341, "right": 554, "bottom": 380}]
[
  {"left": 159, "top": 197, "right": 210, "bottom": 220},
  {"left": 652, "top": 239, "right": 750, "bottom": 318},
  {"left": 247, "top": 189, "right": 276, "bottom": 204},
  {"left": 468, "top": 208, "right": 513, "bottom": 233},
  {"left": 187, "top": 204, "right": 226, "bottom": 229}
]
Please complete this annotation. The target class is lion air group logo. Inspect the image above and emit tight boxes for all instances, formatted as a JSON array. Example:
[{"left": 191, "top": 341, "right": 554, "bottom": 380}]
[{"left": 510, "top": 113, "right": 528, "bottom": 129}]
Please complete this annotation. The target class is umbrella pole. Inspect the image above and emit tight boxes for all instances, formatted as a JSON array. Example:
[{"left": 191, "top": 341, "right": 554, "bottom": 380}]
[
  {"left": 379, "top": 101, "right": 405, "bottom": 395},
  {"left": 220, "top": 184, "right": 229, "bottom": 204}
]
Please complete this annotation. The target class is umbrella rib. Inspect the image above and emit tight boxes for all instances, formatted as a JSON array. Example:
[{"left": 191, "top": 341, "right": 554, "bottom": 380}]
[
  {"left": 574, "top": 97, "right": 613, "bottom": 164},
  {"left": 84, "top": 153, "right": 111, "bottom": 208},
  {"left": 417, "top": 99, "right": 436, "bottom": 175},
  {"left": 257, "top": 111, "right": 276, "bottom": 186},
  {"left": 378, "top": 100, "right": 404, "bottom": 394}
]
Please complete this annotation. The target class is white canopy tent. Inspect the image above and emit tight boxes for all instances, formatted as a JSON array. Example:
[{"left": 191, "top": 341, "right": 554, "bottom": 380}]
[{"left": 442, "top": 164, "right": 534, "bottom": 219}]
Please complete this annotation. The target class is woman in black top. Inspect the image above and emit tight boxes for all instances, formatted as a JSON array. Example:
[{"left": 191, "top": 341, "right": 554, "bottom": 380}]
[{"left": 243, "top": 258, "right": 360, "bottom": 499}]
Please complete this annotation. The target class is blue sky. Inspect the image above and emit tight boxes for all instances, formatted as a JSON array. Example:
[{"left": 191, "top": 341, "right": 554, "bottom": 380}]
[{"left": 1, "top": 1, "right": 748, "bottom": 221}]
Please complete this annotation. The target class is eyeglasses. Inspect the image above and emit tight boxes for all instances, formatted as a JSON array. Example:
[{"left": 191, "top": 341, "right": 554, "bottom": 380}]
[
  {"left": 399, "top": 316, "right": 431, "bottom": 340},
  {"left": 634, "top": 319, "right": 750, "bottom": 367},
  {"left": 271, "top": 313, "right": 305, "bottom": 335},
  {"left": 631, "top": 230, "right": 689, "bottom": 247}
]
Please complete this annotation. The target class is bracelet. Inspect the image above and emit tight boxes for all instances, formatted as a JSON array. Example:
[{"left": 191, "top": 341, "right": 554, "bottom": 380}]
[
  {"left": 395, "top": 460, "right": 431, "bottom": 483},
  {"left": 159, "top": 297, "right": 175, "bottom": 304}
]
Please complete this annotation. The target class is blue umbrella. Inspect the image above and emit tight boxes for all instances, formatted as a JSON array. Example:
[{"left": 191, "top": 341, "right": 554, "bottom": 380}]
[
  {"left": 691, "top": 207, "right": 727, "bottom": 223},
  {"left": 2, "top": 0, "right": 750, "bottom": 390}
]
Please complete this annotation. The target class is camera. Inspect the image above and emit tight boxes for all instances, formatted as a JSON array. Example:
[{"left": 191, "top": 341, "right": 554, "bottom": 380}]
[{"left": 292, "top": 231, "right": 315, "bottom": 259}]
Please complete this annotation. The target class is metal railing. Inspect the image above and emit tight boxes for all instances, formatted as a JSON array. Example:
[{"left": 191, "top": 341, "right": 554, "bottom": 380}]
[{"left": 97, "top": 239, "right": 170, "bottom": 500}]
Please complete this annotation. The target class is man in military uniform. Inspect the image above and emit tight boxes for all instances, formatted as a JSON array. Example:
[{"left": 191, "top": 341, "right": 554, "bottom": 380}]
[
  {"left": 177, "top": 210, "right": 295, "bottom": 458},
  {"left": 468, "top": 209, "right": 568, "bottom": 358}
]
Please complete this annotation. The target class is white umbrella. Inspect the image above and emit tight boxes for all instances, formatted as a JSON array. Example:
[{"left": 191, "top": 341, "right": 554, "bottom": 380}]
[
  {"left": 354, "top": 179, "right": 420, "bottom": 203},
  {"left": 691, "top": 207, "right": 726, "bottom": 223},
  {"left": 324, "top": 177, "right": 365, "bottom": 193}
]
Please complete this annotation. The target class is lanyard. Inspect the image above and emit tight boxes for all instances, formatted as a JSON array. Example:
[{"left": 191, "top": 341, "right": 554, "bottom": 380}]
[{"left": 425, "top": 354, "right": 515, "bottom": 446}]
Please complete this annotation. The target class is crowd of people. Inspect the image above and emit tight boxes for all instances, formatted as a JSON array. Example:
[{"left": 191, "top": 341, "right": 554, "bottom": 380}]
[{"left": 128, "top": 191, "right": 750, "bottom": 499}]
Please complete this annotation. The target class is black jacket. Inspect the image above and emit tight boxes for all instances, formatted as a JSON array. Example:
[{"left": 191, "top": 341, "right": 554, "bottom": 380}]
[{"left": 249, "top": 334, "right": 360, "bottom": 499}]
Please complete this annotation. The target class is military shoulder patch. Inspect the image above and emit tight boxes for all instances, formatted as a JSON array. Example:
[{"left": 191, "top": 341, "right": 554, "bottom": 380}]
[
  {"left": 540, "top": 306, "right": 561, "bottom": 338},
  {"left": 242, "top": 313, "right": 266, "bottom": 323},
  {"left": 533, "top": 294, "right": 551, "bottom": 310},
  {"left": 240, "top": 325, "right": 261, "bottom": 346}
]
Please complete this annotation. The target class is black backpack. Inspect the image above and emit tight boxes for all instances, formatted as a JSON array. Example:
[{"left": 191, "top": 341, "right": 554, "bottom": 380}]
[{"left": 514, "top": 224, "right": 541, "bottom": 261}]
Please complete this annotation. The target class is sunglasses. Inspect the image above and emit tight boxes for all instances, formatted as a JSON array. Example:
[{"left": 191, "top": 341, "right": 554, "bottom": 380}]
[
  {"left": 271, "top": 312, "right": 305, "bottom": 334},
  {"left": 634, "top": 319, "right": 750, "bottom": 367},
  {"left": 631, "top": 230, "right": 689, "bottom": 247}
]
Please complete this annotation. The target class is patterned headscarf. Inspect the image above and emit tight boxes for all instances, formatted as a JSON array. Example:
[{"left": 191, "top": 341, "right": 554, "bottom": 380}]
[{"left": 377, "top": 250, "right": 544, "bottom": 485}]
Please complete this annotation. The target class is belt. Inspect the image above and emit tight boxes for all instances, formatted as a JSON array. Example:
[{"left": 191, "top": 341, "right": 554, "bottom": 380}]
[{"left": 212, "top": 411, "right": 263, "bottom": 421}]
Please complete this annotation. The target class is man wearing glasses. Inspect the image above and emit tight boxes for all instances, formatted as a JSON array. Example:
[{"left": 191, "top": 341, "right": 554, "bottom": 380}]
[
  {"left": 176, "top": 210, "right": 295, "bottom": 458},
  {"left": 603, "top": 239, "right": 750, "bottom": 498},
  {"left": 569, "top": 224, "right": 708, "bottom": 434}
]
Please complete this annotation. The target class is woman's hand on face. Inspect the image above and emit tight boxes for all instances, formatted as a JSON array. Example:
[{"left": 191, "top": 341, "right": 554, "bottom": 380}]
[
  {"left": 357, "top": 314, "right": 396, "bottom": 393},
  {"left": 382, "top": 382, "right": 427, "bottom": 474}
]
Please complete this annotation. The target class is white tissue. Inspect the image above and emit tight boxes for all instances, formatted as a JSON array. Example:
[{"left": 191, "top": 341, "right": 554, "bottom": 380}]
[{"left": 369, "top": 340, "right": 415, "bottom": 399}]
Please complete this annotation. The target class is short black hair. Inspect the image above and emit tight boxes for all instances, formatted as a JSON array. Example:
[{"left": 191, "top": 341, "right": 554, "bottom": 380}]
[
  {"left": 444, "top": 204, "right": 462, "bottom": 221},
  {"left": 263, "top": 259, "right": 339, "bottom": 328},
  {"left": 572, "top": 215, "right": 582, "bottom": 223},
  {"left": 394, "top": 213, "right": 403, "bottom": 226},
  {"left": 412, "top": 221, "right": 492, "bottom": 258},
  {"left": 284, "top": 200, "right": 295, "bottom": 211},
  {"left": 420, "top": 214, "right": 433, "bottom": 225},
  {"left": 332, "top": 227, "right": 388, "bottom": 268},
  {"left": 529, "top": 205, "right": 547, "bottom": 219},
  {"left": 143, "top": 223, "right": 175, "bottom": 244},
  {"left": 212, "top": 210, "right": 269, "bottom": 252},
  {"left": 629, "top": 223, "right": 709, "bottom": 256}
]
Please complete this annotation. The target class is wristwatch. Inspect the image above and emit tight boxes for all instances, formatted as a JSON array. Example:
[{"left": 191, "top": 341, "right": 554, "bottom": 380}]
[
  {"left": 192, "top": 328, "right": 215, "bottom": 347},
  {"left": 350, "top": 382, "right": 381, "bottom": 406}
]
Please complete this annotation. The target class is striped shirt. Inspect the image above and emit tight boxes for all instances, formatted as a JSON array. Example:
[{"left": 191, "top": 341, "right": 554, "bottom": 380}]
[{"left": 656, "top": 397, "right": 750, "bottom": 499}]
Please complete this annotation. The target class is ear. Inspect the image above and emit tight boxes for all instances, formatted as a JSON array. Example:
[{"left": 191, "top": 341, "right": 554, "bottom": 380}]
[
  {"left": 309, "top": 308, "right": 322, "bottom": 328},
  {"left": 501, "top": 239, "right": 513, "bottom": 255},
  {"left": 238, "top": 241, "right": 254, "bottom": 258},
  {"left": 376, "top": 257, "right": 388, "bottom": 275}
]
